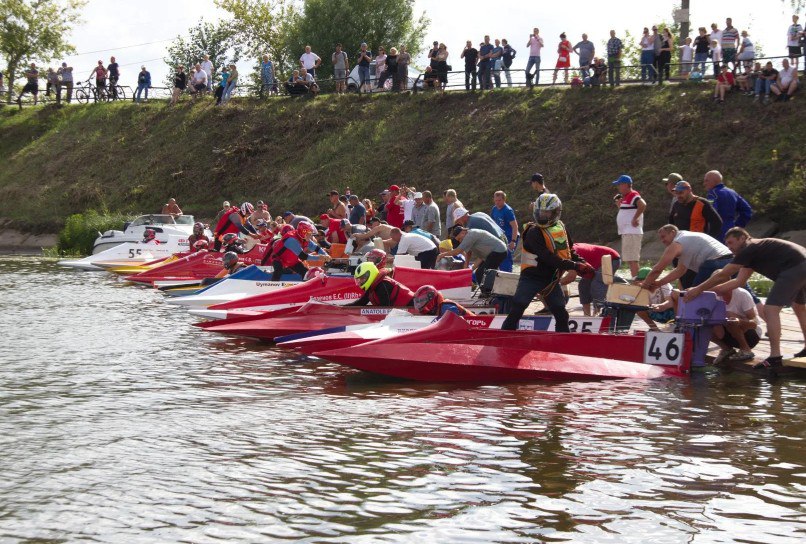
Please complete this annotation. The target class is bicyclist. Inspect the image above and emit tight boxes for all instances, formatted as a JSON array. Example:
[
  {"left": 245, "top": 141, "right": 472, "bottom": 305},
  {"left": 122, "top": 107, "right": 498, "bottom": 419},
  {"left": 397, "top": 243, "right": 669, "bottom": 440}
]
[
  {"left": 89, "top": 60, "right": 107, "bottom": 100},
  {"left": 107, "top": 56, "right": 120, "bottom": 99}
]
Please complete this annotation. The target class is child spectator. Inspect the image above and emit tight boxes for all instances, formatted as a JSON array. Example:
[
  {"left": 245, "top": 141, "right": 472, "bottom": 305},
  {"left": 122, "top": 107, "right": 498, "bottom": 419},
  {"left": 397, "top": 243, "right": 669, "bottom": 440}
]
[{"left": 679, "top": 37, "right": 693, "bottom": 76}]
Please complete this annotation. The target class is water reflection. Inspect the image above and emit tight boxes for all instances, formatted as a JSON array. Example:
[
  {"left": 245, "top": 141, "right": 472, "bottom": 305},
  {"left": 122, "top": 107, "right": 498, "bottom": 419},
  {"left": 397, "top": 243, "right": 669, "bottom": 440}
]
[{"left": 0, "top": 256, "right": 804, "bottom": 542}]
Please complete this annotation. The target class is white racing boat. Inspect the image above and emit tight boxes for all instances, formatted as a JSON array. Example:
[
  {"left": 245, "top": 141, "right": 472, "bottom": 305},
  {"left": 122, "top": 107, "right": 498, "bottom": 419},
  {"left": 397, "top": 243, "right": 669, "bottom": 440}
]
[
  {"left": 91, "top": 214, "right": 200, "bottom": 254},
  {"left": 58, "top": 236, "right": 189, "bottom": 271},
  {"left": 164, "top": 265, "right": 299, "bottom": 309}
]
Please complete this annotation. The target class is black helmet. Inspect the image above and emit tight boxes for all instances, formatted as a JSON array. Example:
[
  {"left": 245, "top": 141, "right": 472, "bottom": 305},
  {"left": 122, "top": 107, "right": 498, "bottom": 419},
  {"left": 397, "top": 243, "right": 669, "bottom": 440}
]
[
  {"left": 222, "top": 251, "right": 239, "bottom": 269},
  {"left": 222, "top": 233, "right": 239, "bottom": 245}
]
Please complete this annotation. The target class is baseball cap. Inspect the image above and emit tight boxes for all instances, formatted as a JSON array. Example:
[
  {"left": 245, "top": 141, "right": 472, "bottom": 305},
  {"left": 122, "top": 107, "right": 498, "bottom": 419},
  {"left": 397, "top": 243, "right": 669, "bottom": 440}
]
[
  {"left": 453, "top": 208, "right": 469, "bottom": 222},
  {"left": 319, "top": 213, "right": 330, "bottom": 220},
  {"left": 611, "top": 174, "right": 633, "bottom": 185},
  {"left": 636, "top": 267, "right": 652, "bottom": 281},
  {"left": 530, "top": 173, "right": 544, "bottom": 183},
  {"left": 282, "top": 211, "right": 294, "bottom": 217},
  {"left": 663, "top": 173, "right": 683, "bottom": 184},
  {"left": 388, "top": 184, "right": 400, "bottom": 192},
  {"left": 379, "top": 189, "right": 390, "bottom": 195},
  {"left": 673, "top": 180, "right": 692, "bottom": 192},
  {"left": 413, "top": 192, "right": 423, "bottom": 199},
  {"left": 451, "top": 225, "right": 466, "bottom": 238}
]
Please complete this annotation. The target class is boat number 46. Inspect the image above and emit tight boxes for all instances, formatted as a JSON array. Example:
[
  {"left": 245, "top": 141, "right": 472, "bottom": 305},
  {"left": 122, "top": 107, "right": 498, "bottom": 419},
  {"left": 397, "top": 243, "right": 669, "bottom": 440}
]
[
  {"left": 643, "top": 331, "right": 684, "bottom": 366},
  {"left": 128, "top": 249, "right": 143, "bottom": 258}
]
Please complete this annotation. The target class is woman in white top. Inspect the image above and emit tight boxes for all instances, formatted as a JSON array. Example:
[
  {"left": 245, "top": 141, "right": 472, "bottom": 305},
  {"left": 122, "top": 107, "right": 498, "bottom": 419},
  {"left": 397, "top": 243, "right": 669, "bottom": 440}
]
[
  {"left": 736, "top": 30, "right": 755, "bottom": 69},
  {"left": 374, "top": 47, "right": 387, "bottom": 89}
]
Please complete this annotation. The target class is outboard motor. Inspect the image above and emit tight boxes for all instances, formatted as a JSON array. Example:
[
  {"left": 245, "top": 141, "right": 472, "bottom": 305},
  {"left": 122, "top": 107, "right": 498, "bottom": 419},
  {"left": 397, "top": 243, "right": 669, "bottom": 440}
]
[{"left": 675, "top": 291, "right": 727, "bottom": 367}]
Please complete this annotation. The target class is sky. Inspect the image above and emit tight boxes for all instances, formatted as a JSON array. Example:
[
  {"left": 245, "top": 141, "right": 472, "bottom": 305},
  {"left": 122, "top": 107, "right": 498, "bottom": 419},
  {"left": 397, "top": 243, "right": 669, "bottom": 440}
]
[{"left": 52, "top": 0, "right": 801, "bottom": 88}]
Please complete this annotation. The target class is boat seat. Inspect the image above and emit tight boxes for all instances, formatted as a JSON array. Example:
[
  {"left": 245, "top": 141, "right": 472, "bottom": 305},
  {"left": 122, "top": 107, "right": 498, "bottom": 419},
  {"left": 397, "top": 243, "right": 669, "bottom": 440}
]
[{"left": 601, "top": 254, "right": 651, "bottom": 307}]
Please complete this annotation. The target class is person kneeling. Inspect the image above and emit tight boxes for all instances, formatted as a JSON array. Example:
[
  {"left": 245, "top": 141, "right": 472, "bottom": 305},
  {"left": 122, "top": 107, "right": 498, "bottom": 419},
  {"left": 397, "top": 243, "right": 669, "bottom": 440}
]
[{"left": 711, "top": 286, "right": 761, "bottom": 365}]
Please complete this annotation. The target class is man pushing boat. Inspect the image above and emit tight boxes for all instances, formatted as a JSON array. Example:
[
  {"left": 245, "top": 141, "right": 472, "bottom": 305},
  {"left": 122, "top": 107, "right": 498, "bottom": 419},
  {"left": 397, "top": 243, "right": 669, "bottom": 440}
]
[{"left": 501, "top": 194, "right": 594, "bottom": 332}]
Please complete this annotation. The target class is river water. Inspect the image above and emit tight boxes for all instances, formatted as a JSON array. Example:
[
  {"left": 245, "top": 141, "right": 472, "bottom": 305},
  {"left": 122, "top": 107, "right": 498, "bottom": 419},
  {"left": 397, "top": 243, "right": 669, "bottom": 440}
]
[{"left": 0, "top": 256, "right": 804, "bottom": 543}]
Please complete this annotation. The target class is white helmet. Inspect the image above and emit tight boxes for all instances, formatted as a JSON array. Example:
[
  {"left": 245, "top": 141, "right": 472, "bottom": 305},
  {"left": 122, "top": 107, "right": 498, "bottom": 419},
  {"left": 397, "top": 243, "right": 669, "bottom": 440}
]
[{"left": 533, "top": 193, "right": 562, "bottom": 227}]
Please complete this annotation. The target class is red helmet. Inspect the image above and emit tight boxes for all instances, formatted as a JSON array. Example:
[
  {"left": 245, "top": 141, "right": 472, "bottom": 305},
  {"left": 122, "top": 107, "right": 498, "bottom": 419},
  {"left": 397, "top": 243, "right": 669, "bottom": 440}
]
[
  {"left": 296, "top": 221, "right": 315, "bottom": 240},
  {"left": 222, "top": 233, "right": 239, "bottom": 245},
  {"left": 240, "top": 202, "right": 254, "bottom": 216},
  {"left": 413, "top": 285, "right": 442, "bottom": 315},
  {"left": 280, "top": 224, "right": 295, "bottom": 237},
  {"left": 193, "top": 239, "right": 209, "bottom": 250},
  {"left": 365, "top": 248, "right": 387, "bottom": 268},
  {"left": 143, "top": 228, "right": 156, "bottom": 241},
  {"left": 303, "top": 266, "right": 324, "bottom": 281}
]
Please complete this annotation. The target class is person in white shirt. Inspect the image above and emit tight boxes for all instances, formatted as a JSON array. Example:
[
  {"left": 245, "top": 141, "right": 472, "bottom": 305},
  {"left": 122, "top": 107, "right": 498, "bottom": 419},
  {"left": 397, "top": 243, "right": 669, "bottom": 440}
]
[
  {"left": 710, "top": 23, "right": 723, "bottom": 77},
  {"left": 200, "top": 55, "right": 214, "bottom": 92},
  {"left": 679, "top": 37, "right": 693, "bottom": 76},
  {"left": 299, "top": 46, "right": 322, "bottom": 79},
  {"left": 191, "top": 63, "right": 207, "bottom": 95},
  {"left": 390, "top": 228, "right": 439, "bottom": 269},
  {"left": 787, "top": 15, "right": 803, "bottom": 70},
  {"left": 772, "top": 58, "right": 798, "bottom": 100},
  {"left": 711, "top": 286, "right": 761, "bottom": 364}
]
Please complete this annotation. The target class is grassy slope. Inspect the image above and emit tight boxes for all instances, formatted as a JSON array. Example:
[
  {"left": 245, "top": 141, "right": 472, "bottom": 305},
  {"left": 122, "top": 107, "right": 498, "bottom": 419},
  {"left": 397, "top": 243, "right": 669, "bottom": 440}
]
[{"left": 1, "top": 85, "right": 805, "bottom": 239}]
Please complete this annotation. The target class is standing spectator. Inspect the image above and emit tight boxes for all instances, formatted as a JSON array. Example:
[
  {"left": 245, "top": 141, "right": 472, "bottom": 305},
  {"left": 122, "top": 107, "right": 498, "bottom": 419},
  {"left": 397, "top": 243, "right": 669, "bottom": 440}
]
[
  {"left": 606, "top": 30, "right": 623, "bottom": 86},
  {"left": 771, "top": 58, "right": 799, "bottom": 101},
  {"left": 348, "top": 195, "right": 366, "bottom": 225},
  {"left": 722, "top": 18, "right": 740, "bottom": 72},
  {"left": 379, "top": 47, "right": 399, "bottom": 90},
  {"left": 657, "top": 28, "right": 674, "bottom": 83},
  {"left": 444, "top": 189, "right": 463, "bottom": 235},
  {"left": 669, "top": 180, "right": 723, "bottom": 240},
  {"left": 703, "top": 170, "right": 753, "bottom": 242},
  {"left": 250, "top": 200, "right": 271, "bottom": 224},
  {"left": 679, "top": 37, "right": 693, "bottom": 77},
  {"left": 662, "top": 172, "right": 683, "bottom": 213},
  {"left": 525, "top": 27, "right": 544, "bottom": 87},
  {"left": 401, "top": 185, "right": 417, "bottom": 221},
  {"left": 332, "top": 45, "right": 348, "bottom": 93},
  {"left": 299, "top": 45, "right": 321, "bottom": 79},
  {"left": 162, "top": 198, "right": 183, "bottom": 217},
  {"left": 788, "top": 15, "right": 803, "bottom": 71},
  {"left": 214, "top": 201, "right": 232, "bottom": 226},
  {"left": 428, "top": 41, "right": 440, "bottom": 70},
  {"left": 639, "top": 27, "right": 655, "bottom": 83},
  {"left": 170, "top": 65, "right": 186, "bottom": 106},
  {"left": 490, "top": 39, "right": 504, "bottom": 88},
  {"left": 710, "top": 40, "right": 723, "bottom": 79},
  {"left": 461, "top": 40, "right": 479, "bottom": 90},
  {"left": 134, "top": 66, "right": 151, "bottom": 103},
  {"left": 222, "top": 63, "right": 238, "bottom": 104},
  {"left": 491, "top": 191, "right": 519, "bottom": 273},
  {"left": 552, "top": 33, "right": 573, "bottom": 84},
  {"left": 529, "top": 172, "right": 549, "bottom": 196},
  {"left": 411, "top": 192, "right": 428, "bottom": 228},
  {"left": 45, "top": 68, "right": 58, "bottom": 98},
  {"left": 612, "top": 174, "right": 646, "bottom": 277},
  {"left": 260, "top": 54, "right": 275, "bottom": 97},
  {"left": 693, "top": 27, "right": 710, "bottom": 75},
  {"left": 363, "top": 199, "right": 376, "bottom": 221},
  {"left": 651, "top": 26, "right": 663, "bottom": 83},
  {"left": 107, "top": 56, "right": 120, "bottom": 99},
  {"left": 191, "top": 63, "right": 207, "bottom": 96},
  {"left": 421, "top": 191, "right": 442, "bottom": 238},
  {"left": 57, "top": 62, "right": 73, "bottom": 104},
  {"left": 573, "top": 33, "right": 595, "bottom": 80},
  {"left": 200, "top": 54, "right": 214, "bottom": 92},
  {"left": 478, "top": 36, "right": 494, "bottom": 90},
  {"left": 753, "top": 60, "right": 778, "bottom": 104},
  {"left": 385, "top": 185, "right": 407, "bottom": 228},
  {"left": 377, "top": 190, "right": 390, "bottom": 221},
  {"left": 501, "top": 39, "right": 516, "bottom": 87},
  {"left": 327, "top": 190, "right": 348, "bottom": 219},
  {"left": 357, "top": 43, "right": 372, "bottom": 93},
  {"left": 374, "top": 46, "right": 387, "bottom": 89},
  {"left": 736, "top": 30, "right": 755, "bottom": 70},
  {"left": 398, "top": 45, "right": 411, "bottom": 90},
  {"left": 435, "top": 43, "right": 450, "bottom": 92},
  {"left": 215, "top": 65, "right": 229, "bottom": 105},
  {"left": 89, "top": 60, "right": 107, "bottom": 99}
]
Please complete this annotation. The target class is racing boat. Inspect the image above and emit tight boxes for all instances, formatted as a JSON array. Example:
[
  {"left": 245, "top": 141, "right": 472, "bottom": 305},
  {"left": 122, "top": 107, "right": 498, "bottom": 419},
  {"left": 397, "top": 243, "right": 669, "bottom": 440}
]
[
  {"left": 164, "top": 265, "right": 298, "bottom": 307},
  {"left": 313, "top": 312, "right": 692, "bottom": 382},
  {"left": 57, "top": 236, "right": 185, "bottom": 271},
  {"left": 92, "top": 214, "right": 200, "bottom": 254},
  {"left": 124, "top": 246, "right": 273, "bottom": 285},
  {"left": 190, "top": 267, "right": 474, "bottom": 320}
]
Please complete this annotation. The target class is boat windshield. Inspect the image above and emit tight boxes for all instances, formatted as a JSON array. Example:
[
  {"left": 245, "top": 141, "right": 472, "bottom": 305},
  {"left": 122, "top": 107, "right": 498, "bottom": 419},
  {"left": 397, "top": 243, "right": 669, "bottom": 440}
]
[{"left": 130, "top": 215, "right": 195, "bottom": 227}]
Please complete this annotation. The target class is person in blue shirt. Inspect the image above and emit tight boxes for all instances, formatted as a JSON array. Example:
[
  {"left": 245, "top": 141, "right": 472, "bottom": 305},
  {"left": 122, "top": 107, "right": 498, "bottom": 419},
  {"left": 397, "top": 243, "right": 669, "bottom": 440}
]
[
  {"left": 134, "top": 66, "right": 151, "bottom": 102},
  {"left": 703, "top": 170, "right": 752, "bottom": 242},
  {"left": 478, "top": 36, "right": 494, "bottom": 90},
  {"left": 260, "top": 54, "right": 274, "bottom": 97},
  {"left": 490, "top": 191, "right": 520, "bottom": 272}
]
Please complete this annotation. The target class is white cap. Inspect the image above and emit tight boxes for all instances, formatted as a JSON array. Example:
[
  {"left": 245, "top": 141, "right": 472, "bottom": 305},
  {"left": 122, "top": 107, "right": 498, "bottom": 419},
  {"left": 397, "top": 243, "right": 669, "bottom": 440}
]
[
  {"left": 453, "top": 208, "right": 468, "bottom": 222},
  {"left": 413, "top": 192, "right": 423, "bottom": 199}
]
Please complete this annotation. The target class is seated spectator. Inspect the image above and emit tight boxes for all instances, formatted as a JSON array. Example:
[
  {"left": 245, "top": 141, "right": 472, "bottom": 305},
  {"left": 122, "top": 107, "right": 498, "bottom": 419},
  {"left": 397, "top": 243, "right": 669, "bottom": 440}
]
[
  {"left": 735, "top": 63, "right": 757, "bottom": 95},
  {"left": 584, "top": 57, "right": 607, "bottom": 87},
  {"left": 754, "top": 61, "right": 778, "bottom": 104},
  {"left": 771, "top": 58, "right": 798, "bottom": 101},
  {"left": 190, "top": 63, "right": 207, "bottom": 96},
  {"left": 299, "top": 68, "right": 319, "bottom": 95},
  {"left": 285, "top": 70, "right": 309, "bottom": 95},
  {"left": 423, "top": 66, "right": 439, "bottom": 89},
  {"left": 714, "top": 64, "right": 734, "bottom": 103}
]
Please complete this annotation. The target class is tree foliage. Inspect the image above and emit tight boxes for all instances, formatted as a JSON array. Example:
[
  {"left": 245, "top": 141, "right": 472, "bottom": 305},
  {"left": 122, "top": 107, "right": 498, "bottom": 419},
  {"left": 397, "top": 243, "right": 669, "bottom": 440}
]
[
  {"left": 163, "top": 19, "right": 242, "bottom": 87},
  {"left": 288, "top": 0, "right": 430, "bottom": 80},
  {"left": 0, "top": 0, "right": 86, "bottom": 103}
]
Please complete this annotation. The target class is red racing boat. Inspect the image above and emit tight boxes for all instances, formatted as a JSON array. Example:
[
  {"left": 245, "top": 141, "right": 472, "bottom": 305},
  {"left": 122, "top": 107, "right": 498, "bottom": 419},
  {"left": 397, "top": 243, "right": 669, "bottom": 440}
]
[
  {"left": 125, "top": 246, "right": 271, "bottom": 285},
  {"left": 314, "top": 312, "right": 692, "bottom": 382}
]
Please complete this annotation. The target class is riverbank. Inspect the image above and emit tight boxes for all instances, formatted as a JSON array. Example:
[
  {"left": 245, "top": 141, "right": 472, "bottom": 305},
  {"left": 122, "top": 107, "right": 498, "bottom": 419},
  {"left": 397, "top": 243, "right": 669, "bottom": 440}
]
[{"left": 1, "top": 85, "right": 805, "bottom": 242}]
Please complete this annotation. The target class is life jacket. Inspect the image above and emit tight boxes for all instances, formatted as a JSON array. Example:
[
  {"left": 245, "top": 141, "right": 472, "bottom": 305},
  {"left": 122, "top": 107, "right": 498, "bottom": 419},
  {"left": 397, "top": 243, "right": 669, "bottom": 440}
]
[
  {"left": 214, "top": 207, "right": 241, "bottom": 238},
  {"left": 439, "top": 300, "right": 475, "bottom": 317},
  {"left": 271, "top": 231, "right": 305, "bottom": 269},
  {"left": 521, "top": 221, "right": 571, "bottom": 268},
  {"left": 367, "top": 270, "right": 415, "bottom": 307}
]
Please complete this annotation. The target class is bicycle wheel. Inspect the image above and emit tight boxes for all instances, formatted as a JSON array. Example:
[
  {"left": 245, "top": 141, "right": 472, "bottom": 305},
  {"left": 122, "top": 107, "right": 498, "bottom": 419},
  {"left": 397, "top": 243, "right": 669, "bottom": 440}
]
[
  {"left": 75, "top": 88, "right": 90, "bottom": 104},
  {"left": 114, "top": 85, "right": 127, "bottom": 100}
]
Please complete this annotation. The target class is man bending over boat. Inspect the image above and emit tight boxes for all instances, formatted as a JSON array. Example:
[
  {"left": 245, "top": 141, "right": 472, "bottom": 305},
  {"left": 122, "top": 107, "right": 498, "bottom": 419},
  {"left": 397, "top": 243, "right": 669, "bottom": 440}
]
[
  {"left": 413, "top": 285, "right": 475, "bottom": 317},
  {"left": 270, "top": 222, "right": 328, "bottom": 281},
  {"left": 348, "top": 262, "right": 415, "bottom": 307},
  {"left": 501, "top": 194, "right": 594, "bottom": 332},
  {"left": 212, "top": 203, "right": 260, "bottom": 251}
]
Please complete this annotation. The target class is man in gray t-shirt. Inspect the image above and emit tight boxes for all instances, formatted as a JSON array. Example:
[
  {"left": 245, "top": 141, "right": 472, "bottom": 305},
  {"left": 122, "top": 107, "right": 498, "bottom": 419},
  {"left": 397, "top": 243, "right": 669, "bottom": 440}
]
[
  {"left": 421, "top": 191, "right": 442, "bottom": 238},
  {"left": 573, "top": 34, "right": 595, "bottom": 77},
  {"left": 440, "top": 226, "right": 508, "bottom": 283}
]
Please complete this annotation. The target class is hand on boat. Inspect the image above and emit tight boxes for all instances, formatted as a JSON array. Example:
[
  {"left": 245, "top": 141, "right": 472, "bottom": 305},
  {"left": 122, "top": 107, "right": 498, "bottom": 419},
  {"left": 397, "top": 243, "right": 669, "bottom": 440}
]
[{"left": 682, "top": 287, "right": 702, "bottom": 302}]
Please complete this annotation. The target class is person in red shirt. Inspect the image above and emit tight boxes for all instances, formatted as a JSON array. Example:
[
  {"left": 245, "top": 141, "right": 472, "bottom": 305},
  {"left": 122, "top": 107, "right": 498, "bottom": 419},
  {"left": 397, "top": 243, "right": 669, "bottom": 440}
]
[
  {"left": 714, "top": 64, "right": 735, "bottom": 103},
  {"left": 319, "top": 214, "right": 347, "bottom": 244},
  {"left": 563, "top": 243, "right": 621, "bottom": 316},
  {"left": 384, "top": 184, "right": 407, "bottom": 228}
]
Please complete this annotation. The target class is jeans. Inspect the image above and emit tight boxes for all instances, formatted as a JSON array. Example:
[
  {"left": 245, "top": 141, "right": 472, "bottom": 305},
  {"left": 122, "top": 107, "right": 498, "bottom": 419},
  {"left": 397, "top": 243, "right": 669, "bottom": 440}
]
[
  {"left": 135, "top": 84, "right": 149, "bottom": 102},
  {"left": 579, "top": 60, "right": 591, "bottom": 80},
  {"left": 222, "top": 81, "right": 236, "bottom": 103},
  {"left": 503, "top": 65, "right": 512, "bottom": 86},
  {"left": 464, "top": 67, "right": 477, "bottom": 90},
  {"left": 501, "top": 273, "right": 569, "bottom": 331},
  {"left": 57, "top": 81, "right": 73, "bottom": 104},
  {"left": 657, "top": 51, "right": 671, "bottom": 82},
  {"left": 694, "top": 52, "right": 708, "bottom": 74},
  {"left": 525, "top": 55, "right": 541, "bottom": 87},
  {"left": 754, "top": 78, "right": 772, "bottom": 95},
  {"left": 500, "top": 248, "right": 514, "bottom": 273},
  {"left": 692, "top": 256, "right": 734, "bottom": 287},
  {"left": 477, "top": 62, "right": 491, "bottom": 89},
  {"left": 640, "top": 50, "right": 655, "bottom": 81},
  {"left": 607, "top": 57, "right": 621, "bottom": 86},
  {"left": 415, "top": 248, "right": 439, "bottom": 270},
  {"left": 358, "top": 66, "right": 370, "bottom": 88}
]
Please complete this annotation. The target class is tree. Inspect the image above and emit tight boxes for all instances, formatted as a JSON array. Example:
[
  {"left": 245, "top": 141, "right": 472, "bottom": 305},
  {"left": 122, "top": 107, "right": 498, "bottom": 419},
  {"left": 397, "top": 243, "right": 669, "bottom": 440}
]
[
  {"left": 288, "top": 0, "right": 430, "bottom": 81},
  {"left": 0, "top": 0, "right": 86, "bottom": 103},
  {"left": 163, "top": 19, "right": 242, "bottom": 87}
]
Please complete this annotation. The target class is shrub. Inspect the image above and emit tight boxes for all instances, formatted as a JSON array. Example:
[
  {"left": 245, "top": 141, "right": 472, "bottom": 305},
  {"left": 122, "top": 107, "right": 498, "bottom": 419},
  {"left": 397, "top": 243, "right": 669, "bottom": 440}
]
[{"left": 57, "top": 211, "right": 133, "bottom": 255}]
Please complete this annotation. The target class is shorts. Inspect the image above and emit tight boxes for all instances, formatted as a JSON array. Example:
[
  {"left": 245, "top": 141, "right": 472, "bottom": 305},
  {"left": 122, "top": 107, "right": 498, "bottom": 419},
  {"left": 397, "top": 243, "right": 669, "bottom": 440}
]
[
  {"left": 789, "top": 46, "right": 803, "bottom": 58},
  {"left": 766, "top": 262, "right": 806, "bottom": 306},
  {"left": 334, "top": 68, "right": 347, "bottom": 81},
  {"left": 21, "top": 82, "right": 38, "bottom": 94},
  {"left": 620, "top": 234, "right": 643, "bottom": 262},
  {"left": 193, "top": 83, "right": 206, "bottom": 92},
  {"left": 722, "top": 48, "right": 736, "bottom": 62},
  {"left": 723, "top": 328, "right": 761, "bottom": 349}
]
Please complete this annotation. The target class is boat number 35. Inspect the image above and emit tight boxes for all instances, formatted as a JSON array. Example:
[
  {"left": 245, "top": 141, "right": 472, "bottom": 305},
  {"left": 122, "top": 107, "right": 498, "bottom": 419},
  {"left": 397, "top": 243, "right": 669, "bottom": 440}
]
[
  {"left": 643, "top": 331, "right": 684, "bottom": 366},
  {"left": 128, "top": 249, "right": 143, "bottom": 258}
]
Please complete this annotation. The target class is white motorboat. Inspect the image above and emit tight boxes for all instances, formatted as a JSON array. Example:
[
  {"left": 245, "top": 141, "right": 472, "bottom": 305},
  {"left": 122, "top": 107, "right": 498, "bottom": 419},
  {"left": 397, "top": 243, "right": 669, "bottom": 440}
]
[
  {"left": 92, "top": 214, "right": 200, "bottom": 254},
  {"left": 164, "top": 265, "right": 299, "bottom": 309},
  {"left": 58, "top": 235, "right": 189, "bottom": 271}
]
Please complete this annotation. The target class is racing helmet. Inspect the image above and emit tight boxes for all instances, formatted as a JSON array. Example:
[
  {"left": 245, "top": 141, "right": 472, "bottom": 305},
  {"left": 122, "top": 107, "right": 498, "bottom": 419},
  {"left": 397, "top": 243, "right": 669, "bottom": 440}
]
[
  {"left": 222, "top": 251, "right": 239, "bottom": 269},
  {"left": 364, "top": 248, "right": 388, "bottom": 268},
  {"left": 240, "top": 202, "right": 254, "bottom": 216},
  {"left": 303, "top": 266, "right": 325, "bottom": 281},
  {"left": 279, "top": 224, "right": 295, "bottom": 237},
  {"left": 296, "top": 221, "right": 315, "bottom": 240},
  {"left": 354, "top": 261, "right": 379, "bottom": 291},
  {"left": 533, "top": 193, "right": 562, "bottom": 227},
  {"left": 193, "top": 221, "right": 205, "bottom": 236},
  {"left": 413, "top": 285, "right": 442, "bottom": 315},
  {"left": 193, "top": 239, "right": 209, "bottom": 250},
  {"left": 222, "top": 233, "right": 239, "bottom": 245},
  {"left": 143, "top": 228, "right": 156, "bottom": 241}
]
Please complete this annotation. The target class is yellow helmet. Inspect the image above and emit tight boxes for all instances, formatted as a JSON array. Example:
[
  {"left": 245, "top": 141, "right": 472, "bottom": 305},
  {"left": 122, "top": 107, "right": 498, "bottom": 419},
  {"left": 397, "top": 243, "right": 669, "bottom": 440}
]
[{"left": 354, "top": 261, "right": 379, "bottom": 291}]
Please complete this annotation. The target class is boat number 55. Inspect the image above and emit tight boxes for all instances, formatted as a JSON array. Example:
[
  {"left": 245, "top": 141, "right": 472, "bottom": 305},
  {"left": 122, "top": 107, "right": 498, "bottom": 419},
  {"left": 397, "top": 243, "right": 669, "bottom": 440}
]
[
  {"left": 128, "top": 249, "right": 143, "bottom": 258},
  {"left": 643, "top": 331, "right": 684, "bottom": 366}
]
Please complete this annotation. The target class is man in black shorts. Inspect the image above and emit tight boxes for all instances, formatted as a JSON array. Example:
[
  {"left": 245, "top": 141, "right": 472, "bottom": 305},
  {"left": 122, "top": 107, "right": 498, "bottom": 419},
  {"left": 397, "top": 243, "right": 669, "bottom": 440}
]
[
  {"left": 17, "top": 63, "right": 39, "bottom": 108},
  {"left": 107, "top": 56, "right": 120, "bottom": 98},
  {"left": 685, "top": 227, "right": 806, "bottom": 369}
]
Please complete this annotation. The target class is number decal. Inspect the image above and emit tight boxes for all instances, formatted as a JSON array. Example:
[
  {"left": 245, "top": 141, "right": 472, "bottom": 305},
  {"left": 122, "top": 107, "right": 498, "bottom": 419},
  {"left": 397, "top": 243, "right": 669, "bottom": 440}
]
[
  {"left": 129, "top": 249, "right": 135, "bottom": 258},
  {"left": 566, "top": 318, "right": 600, "bottom": 333},
  {"left": 643, "top": 332, "right": 685, "bottom": 366},
  {"left": 128, "top": 248, "right": 143, "bottom": 258}
]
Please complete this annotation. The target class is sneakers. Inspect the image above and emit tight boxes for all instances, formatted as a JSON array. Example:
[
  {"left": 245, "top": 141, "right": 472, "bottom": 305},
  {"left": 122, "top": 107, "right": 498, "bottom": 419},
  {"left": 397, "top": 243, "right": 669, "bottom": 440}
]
[
  {"left": 752, "top": 356, "right": 783, "bottom": 370},
  {"left": 730, "top": 350, "right": 755, "bottom": 362},
  {"left": 793, "top": 348, "right": 806, "bottom": 358},
  {"left": 763, "top": 95, "right": 770, "bottom": 105},
  {"left": 753, "top": 94, "right": 760, "bottom": 102},
  {"left": 713, "top": 348, "right": 736, "bottom": 366}
]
